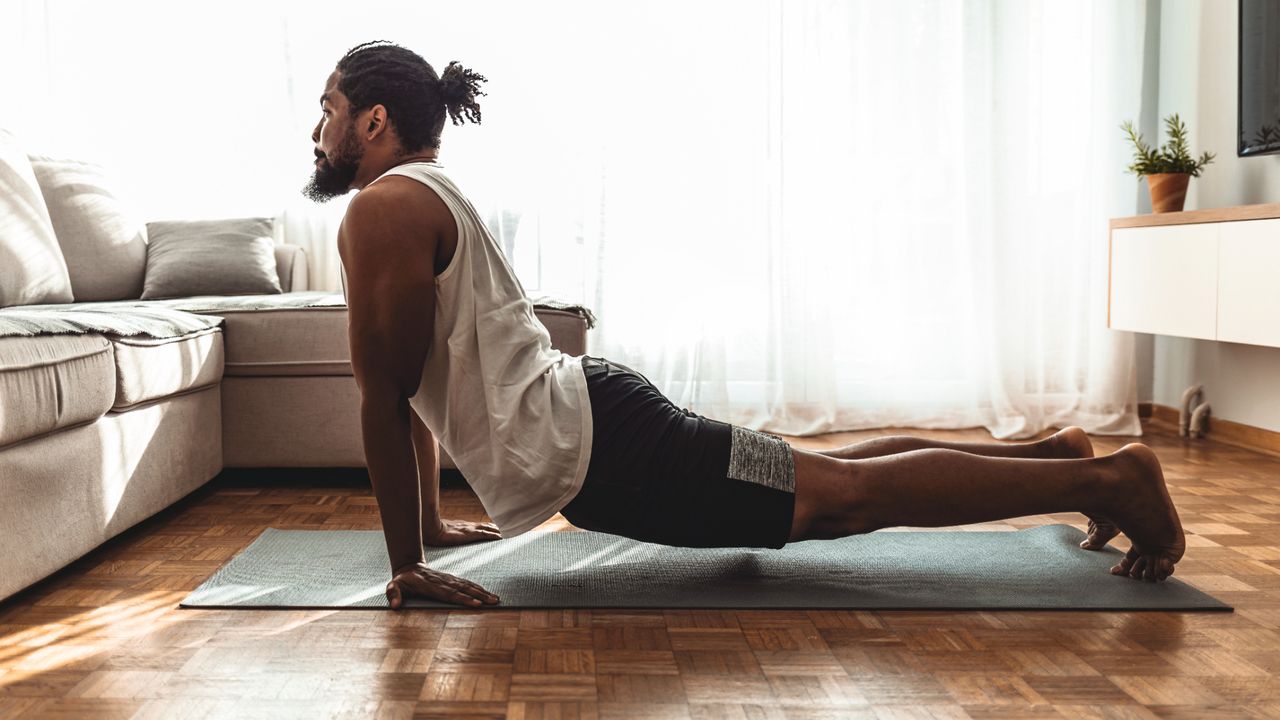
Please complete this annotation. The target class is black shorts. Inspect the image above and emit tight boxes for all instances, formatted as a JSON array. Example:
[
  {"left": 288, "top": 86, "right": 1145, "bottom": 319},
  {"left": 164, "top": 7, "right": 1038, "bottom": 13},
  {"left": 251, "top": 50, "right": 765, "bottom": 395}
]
[{"left": 559, "top": 355, "right": 796, "bottom": 549}]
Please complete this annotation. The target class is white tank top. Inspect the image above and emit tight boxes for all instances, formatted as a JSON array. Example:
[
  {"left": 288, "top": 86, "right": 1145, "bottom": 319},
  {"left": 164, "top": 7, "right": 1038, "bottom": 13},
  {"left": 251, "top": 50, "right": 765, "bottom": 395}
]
[{"left": 339, "top": 162, "right": 593, "bottom": 537}]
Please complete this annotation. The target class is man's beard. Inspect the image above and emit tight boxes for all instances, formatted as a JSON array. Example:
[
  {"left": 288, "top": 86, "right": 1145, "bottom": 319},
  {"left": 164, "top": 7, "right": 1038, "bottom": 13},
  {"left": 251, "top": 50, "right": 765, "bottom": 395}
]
[{"left": 302, "top": 129, "right": 363, "bottom": 202}]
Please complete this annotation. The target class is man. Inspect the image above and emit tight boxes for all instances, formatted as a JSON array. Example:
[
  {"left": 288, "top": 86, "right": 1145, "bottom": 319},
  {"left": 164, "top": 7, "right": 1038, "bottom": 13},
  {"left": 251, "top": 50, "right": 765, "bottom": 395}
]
[{"left": 306, "top": 41, "right": 1185, "bottom": 610}]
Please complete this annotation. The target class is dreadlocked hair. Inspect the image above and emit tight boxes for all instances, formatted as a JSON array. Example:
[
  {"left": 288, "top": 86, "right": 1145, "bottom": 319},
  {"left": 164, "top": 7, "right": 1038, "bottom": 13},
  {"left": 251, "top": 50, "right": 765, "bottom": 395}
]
[
  {"left": 438, "top": 61, "right": 487, "bottom": 126},
  {"left": 335, "top": 41, "right": 487, "bottom": 152}
]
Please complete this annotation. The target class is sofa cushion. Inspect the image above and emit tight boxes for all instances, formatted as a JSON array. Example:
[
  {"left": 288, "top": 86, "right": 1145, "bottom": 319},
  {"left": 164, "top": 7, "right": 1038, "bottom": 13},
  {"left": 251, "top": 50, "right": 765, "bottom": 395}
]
[
  {"left": 29, "top": 155, "right": 149, "bottom": 302},
  {"left": 178, "top": 295, "right": 588, "bottom": 376},
  {"left": 132, "top": 292, "right": 347, "bottom": 376},
  {"left": 110, "top": 327, "right": 224, "bottom": 410},
  {"left": 209, "top": 304, "right": 349, "bottom": 377},
  {"left": 142, "top": 218, "right": 282, "bottom": 300},
  {"left": 0, "top": 129, "right": 74, "bottom": 308},
  {"left": 0, "top": 334, "right": 115, "bottom": 448}
]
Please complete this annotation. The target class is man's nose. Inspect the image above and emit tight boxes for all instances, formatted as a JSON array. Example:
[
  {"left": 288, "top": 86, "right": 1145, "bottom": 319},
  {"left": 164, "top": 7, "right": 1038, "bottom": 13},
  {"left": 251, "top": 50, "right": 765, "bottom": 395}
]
[{"left": 311, "top": 121, "right": 321, "bottom": 144}]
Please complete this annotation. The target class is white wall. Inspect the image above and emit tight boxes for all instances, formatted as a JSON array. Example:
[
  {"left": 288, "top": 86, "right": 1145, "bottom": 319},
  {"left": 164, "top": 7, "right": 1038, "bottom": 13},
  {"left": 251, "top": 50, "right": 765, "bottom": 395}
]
[{"left": 1141, "top": 0, "right": 1280, "bottom": 431}]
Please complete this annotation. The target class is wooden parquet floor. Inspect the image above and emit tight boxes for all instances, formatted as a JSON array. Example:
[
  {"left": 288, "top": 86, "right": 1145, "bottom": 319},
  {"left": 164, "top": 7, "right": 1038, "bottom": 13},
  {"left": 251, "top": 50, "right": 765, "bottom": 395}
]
[{"left": 2, "top": 420, "right": 1279, "bottom": 719}]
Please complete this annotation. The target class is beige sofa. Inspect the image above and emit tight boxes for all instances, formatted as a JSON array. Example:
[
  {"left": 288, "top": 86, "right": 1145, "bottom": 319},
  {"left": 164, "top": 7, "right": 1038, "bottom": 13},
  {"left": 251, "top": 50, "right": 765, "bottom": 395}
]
[
  {"left": 0, "top": 133, "right": 590, "bottom": 603},
  {"left": 212, "top": 293, "right": 588, "bottom": 468}
]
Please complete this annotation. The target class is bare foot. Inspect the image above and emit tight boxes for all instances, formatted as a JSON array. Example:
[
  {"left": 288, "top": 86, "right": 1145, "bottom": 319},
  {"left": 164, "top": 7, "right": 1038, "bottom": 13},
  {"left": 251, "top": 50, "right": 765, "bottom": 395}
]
[
  {"left": 1044, "top": 427, "right": 1120, "bottom": 550},
  {"left": 1079, "top": 516, "right": 1121, "bottom": 551},
  {"left": 1098, "top": 443, "right": 1185, "bottom": 582}
]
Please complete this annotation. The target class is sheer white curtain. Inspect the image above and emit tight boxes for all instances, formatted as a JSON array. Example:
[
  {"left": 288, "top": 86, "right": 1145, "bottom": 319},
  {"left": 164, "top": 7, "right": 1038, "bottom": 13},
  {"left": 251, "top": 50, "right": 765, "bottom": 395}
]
[
  {"left": 447, "top": 0, "right": 1149, "bottom": 439},
  {"left": 2, "top": 0, "right": 1147, "bottom": 439}
]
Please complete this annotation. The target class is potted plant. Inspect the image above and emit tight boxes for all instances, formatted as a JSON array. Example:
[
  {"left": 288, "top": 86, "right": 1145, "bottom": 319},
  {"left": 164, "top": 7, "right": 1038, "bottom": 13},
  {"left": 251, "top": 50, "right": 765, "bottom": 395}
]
[{"left": 1121, "top": 114, "right": 1215, "bottom": 213}]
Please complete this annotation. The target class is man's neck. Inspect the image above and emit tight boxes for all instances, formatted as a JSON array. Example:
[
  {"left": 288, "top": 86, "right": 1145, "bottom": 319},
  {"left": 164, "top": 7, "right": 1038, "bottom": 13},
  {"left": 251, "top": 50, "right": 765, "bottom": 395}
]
[{"left": 353, "top": 151, "right": 440, "bottom": 190}]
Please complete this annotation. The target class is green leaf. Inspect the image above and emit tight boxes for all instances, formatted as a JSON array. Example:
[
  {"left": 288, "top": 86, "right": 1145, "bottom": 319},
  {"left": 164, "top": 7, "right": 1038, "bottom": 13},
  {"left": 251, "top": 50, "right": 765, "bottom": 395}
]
[{"left": 1120, "top": 113, "right": 1214, "bottom": 176}]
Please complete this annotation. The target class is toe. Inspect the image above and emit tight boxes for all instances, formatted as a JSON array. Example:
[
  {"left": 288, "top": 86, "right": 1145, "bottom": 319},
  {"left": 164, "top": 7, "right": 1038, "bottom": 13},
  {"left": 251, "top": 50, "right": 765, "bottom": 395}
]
[
  {"left": 1084, "top": 534, "right": 1109, "bottom": 550},
  {"left": 1111, "top": 547, "right": 1140, "bottom": 576},
  {"left": 1081, "top": 520, "right": 1118, "bottom": 551}
]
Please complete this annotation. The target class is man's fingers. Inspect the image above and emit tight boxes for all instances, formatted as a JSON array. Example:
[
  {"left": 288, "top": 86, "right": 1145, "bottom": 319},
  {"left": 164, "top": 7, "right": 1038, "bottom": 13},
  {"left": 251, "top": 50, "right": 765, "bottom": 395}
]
[
  {"left": 430, "top": 573, "right": 497, "bottom": 605},
  {"left": 421, "top": 582, "right": 476, "bottom": 607},
  {"left": 450, "top": 588, "right": 482, "bottom": 606},
  {"left": 393, "top": 567, "right": 500, "bottom": 608},
  {"left": 428, "top": 525, "right": 502, "bottom": 546},
  {"left": 459, "top": 582, "right": 498, "bottom": 602},
  {"left": 446, "top": 586, "right": 491, "bottom": 606},
  {"left": 451, "top": 578, "right": 499, "bottom": 604}
]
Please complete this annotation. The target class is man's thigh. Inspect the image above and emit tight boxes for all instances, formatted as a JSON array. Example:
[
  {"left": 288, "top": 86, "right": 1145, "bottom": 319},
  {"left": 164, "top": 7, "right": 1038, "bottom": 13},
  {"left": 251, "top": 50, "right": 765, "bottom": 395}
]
[{"left": 789, "top": 447, "right": 859, "bottom": 542}]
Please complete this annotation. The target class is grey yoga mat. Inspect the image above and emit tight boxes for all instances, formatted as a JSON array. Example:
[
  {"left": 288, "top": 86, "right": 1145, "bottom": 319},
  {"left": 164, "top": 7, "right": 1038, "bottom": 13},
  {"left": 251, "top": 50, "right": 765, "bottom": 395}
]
[{"left": 179, "top": 525, "right": 1229, "bottom": 611}]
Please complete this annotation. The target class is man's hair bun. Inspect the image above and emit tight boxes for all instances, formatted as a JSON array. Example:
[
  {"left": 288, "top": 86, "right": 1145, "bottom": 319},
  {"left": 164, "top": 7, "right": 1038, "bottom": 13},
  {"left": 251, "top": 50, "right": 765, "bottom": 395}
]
[{"left": 438, "top": 61, "right": 487, "bottom": 126}]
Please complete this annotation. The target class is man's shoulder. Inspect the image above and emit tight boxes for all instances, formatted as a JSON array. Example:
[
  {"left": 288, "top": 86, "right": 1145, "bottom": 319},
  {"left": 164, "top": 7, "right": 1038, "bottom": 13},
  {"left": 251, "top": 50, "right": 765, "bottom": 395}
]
[
  {"left": 340, "top": 190, "right": 444, "bottom": 276},
  {"left": 347, "top": 175, "right": 433, "bottom": 218},
  {"left": 341, "top": 174, "right": 450, "bottom": 245},
  {"left": 365, "top": 173, "right": 451, "bottom": 224}
]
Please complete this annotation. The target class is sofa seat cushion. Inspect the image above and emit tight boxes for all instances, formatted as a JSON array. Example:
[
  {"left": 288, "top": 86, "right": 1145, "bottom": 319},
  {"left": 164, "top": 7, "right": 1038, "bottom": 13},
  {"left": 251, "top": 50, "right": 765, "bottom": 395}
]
[
  {"left": 137, "top": 292, "right": 348, "bottom": 376},
  {"left": 132, "top": 290, "right": 591, "bottom": 376},
  {"left": 109, "top": 327, "right": 224, "bottom": 410},
  {"left": 220, "top": 305, "right": 349, "bottom": 376},
  {"left": 0, "top": 334, "right": 115, "bottom": 447},
  {"left": 211, "top": 304, "right": 587, "bottom": 376}
]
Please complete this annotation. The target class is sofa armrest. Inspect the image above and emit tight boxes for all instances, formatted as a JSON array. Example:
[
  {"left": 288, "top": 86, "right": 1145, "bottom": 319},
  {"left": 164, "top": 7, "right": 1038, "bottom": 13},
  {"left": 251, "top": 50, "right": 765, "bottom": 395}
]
[
  {"left": 273, "top": 244, "right": 309, "bottom": 292},
  {"left": 534, "top": 308, "right": 588, "bottom": 356}
]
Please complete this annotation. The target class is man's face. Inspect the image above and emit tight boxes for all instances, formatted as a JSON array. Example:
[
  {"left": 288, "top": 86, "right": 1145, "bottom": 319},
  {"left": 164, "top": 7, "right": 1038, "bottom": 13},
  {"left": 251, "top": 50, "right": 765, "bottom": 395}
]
[{"left": 303, "top": 71, "right": 363, "bottom": 202}]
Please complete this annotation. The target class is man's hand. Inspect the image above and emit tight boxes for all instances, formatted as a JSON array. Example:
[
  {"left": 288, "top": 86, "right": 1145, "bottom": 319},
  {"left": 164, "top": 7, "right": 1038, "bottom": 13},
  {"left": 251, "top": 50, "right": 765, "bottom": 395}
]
[
  {"left": 425, "top": 519, "right": 503, "bottom": 547},
  {"left": 386, "top": 562, "right": 501, "bottom": 609}
]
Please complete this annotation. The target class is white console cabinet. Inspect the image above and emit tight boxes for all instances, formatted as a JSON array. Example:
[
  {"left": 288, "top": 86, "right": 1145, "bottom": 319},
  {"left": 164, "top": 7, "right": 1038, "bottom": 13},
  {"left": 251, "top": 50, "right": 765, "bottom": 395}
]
[{"left": 1108, "top": 205, "right": 1280, "bottom": 348}]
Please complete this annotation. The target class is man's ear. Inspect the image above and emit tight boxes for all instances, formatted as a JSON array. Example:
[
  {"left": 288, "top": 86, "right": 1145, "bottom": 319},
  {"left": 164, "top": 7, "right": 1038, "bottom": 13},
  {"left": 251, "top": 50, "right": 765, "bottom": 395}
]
[{"left": 364, "top": 104, "right": 390, "bottom": 140}]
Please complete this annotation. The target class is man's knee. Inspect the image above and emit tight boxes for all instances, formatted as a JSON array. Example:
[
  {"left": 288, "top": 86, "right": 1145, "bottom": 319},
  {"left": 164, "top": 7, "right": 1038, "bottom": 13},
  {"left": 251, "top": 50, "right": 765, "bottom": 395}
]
[{"left": 790, "top": 451, "right": 875, "bottom": 541}]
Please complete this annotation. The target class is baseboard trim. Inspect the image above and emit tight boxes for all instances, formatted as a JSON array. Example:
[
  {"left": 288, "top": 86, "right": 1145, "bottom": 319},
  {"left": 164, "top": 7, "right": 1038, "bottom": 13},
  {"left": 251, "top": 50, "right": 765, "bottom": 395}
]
[{"left": 1144, "top": 402, "right": 1280, "bottom": 458}]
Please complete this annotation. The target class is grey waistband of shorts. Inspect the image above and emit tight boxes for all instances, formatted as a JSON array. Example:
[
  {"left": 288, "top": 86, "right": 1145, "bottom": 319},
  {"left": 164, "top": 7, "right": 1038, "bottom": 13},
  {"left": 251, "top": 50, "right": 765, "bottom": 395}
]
[{"left": 726, "top": 426, "right": 796, "bottom": 494}]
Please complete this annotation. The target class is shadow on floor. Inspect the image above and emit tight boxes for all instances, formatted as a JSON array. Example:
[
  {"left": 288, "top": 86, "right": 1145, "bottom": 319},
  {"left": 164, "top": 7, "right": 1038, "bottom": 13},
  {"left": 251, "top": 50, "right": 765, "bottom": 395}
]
[{"left": 211, "top": 466, "right": 469, "bottom": 488}]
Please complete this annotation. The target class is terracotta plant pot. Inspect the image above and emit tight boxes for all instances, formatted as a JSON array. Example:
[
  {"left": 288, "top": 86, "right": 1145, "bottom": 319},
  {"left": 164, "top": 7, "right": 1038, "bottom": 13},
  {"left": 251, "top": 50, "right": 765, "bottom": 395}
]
[{"left": 1146, "top": 172, "right": 1191, "bottom": 213}]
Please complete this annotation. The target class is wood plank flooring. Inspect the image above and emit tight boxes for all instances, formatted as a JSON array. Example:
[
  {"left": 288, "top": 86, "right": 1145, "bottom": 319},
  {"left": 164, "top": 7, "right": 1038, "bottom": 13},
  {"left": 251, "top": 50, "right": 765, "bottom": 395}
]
[{"left": 2, "top": 421, "right": 1279, "bottom": 719}]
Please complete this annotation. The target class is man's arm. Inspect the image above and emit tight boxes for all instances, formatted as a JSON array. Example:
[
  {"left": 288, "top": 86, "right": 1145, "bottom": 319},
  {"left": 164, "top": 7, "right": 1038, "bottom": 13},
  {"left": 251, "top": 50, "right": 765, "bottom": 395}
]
[
  {"left": 339, "top": 181, "right": 437, "bottom": 575},
  {"left": 410, "top": 410, "right": 443, "bottom": 537},
  {"left": 341, "top": 177, "right": 499, "bottom": 609}
]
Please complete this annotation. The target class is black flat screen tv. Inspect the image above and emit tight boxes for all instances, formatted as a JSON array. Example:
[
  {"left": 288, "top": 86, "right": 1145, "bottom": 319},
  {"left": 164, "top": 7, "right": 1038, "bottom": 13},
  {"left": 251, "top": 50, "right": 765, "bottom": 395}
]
[{"left": 1241, "top": 0, "right": 1280, "bottom": 156}]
